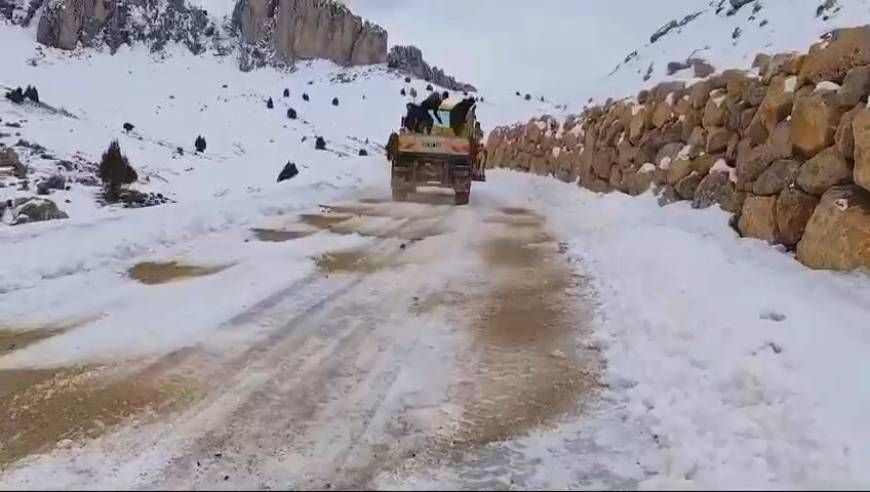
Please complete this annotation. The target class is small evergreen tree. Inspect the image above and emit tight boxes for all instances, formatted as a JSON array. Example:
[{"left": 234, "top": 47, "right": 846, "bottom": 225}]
[
  {"left": 99, "top": 140, "right": 137, "bottom": 201},
  {"left": 283, "top": 88, "right": 290, "bottom": 97},
  {"left": 23, "top": 85, "right": 39, "bottom": 103},
  {"left": 426, "top": 84, "right": 433, "bottom": 91},
  {"left": 266, "top": 97, "right": 274, "bottom": 109},
  {"left": 195, "top": 135, "right": 207, "bottom": 153},
  {"left": 5, "top": 87, "right": 24, "bottom": 104},
  {"left": 287, "top": 108, "right": 297, "bottom": 120},
  {"left": 331, "top": 97, "right": 339, "bottom": 106},
  {"left": 315, "top": 136, "right": 326, "bottom": 150},
  {"left": 400, "top": 88, "right": 406, "bottom": 96},
  {"left": 302, "top": 93, "right": 310, "bottom": 101}
]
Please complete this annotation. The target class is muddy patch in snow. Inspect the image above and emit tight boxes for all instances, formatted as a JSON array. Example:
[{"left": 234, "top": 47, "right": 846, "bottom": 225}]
[
  {"left": 499, "top": 206, "right": 536, "bottom": 216},
  {"left": 448, "top": 212, "right": 596, "bottom": 449},
  {"left": 0, "top": 327, "right": 67, "bottom": 356},
  {"left": 128, "top": 261, "right": 232, "bottom": 285},
  {"left": 483, "top": 212, "right": 544, "bottom": 228},
  {"left": 314, "top": 249, "right": 381, "bottom": 273},
  {"left": 298, "top": 212, "right": 355, "bottom": 229},
  {"left": 358, "top": 197, "right": 390, "bottom": 204},
  {"left": 0, "top": 364, "right": 197, "bottom": 465},
  {"left": 250, "top": 228, "right": 313, "bottom": 242}
]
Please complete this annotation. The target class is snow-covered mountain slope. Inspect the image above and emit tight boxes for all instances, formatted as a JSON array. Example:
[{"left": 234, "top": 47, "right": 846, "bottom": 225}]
[{"left": 590, "top": 0, "right": 870, "bottom": 106}]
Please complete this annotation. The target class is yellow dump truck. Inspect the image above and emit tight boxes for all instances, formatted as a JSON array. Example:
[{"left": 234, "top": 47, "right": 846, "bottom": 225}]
[{"left": 386, "top": 99, "right": 485, "bottom": 205}]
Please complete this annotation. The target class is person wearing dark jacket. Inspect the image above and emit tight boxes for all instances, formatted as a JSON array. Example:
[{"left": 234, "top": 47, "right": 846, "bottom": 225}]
[{"left": 420, "top": 91, "right": 449, "bottom": 124}]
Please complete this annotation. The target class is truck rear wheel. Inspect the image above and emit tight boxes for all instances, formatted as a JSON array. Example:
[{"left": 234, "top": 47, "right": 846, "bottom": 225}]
[
  {"left": 392, "top": 189, "right": 408, "bottom": 202},
  {"left": 454, "top": 191, "right": 469, "bottom": 206}
]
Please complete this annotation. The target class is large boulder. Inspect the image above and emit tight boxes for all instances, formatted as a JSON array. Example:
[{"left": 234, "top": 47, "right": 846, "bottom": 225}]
[
  {"left": 752, "top": 159, "right": 801, "bottom": 196},
  {"left": 706, "top": 126, "right": 732, "bottom": 153},
  {"left": 799, "top": 26, "right": 870, "bottom": 86},
  {"left": 835, "top": 105, "right": 861, "bottom": 161},
  {"left": 796, "top": 147, "right": 853, "bottom": 195},
  {"left": 691, "top": 154, "right": 719, "bottom": 175},
  {"left": 628, "top": 105, "right": 651, "bottom": 144},
  {"left": 748, "top": 75, "right": 795, "bottom": 143},
  {"left": 666, "top": 157, "right": 693, "bottom": 185},
  {"left": 853, "top": 108, "right": 870, "bottom": 192},
  {"left": 837, "top": 65, "right": 870, "bottom": 107},
  {"left": 689, "top": 80, "right": 712, "bottom": 109},
  {"left": 36, "top": 174, "right": 66, "bottom": 195},
  {"left": 651, "top": 100, "right": 674, "bottom": 128},
  {"left": 796, "top": 185, "right": 870, "bottom": 270},
  {"left": 692, "top": 171, "right": 733, "bottom": 210},
  {"left": 791, "top": 92, "right": 840, "bottom": 158},
  {"left": 277, "top": 161, "right": 299, "bottom": 182},
  {"left": 675, "top": 171, "right": 703, "bottom": 200},
  {"left": 737, "top": 121, "right": 792, "bottom": 189},
  {"left": 702, "top": 90, "right": 727, "bottom": 128},
  {"left": 764, "top": 52, "right": 805, "bottom": 83},
  {"left": 776, "top": 187, "right": 820, "bottom": 247},
  {"left": 0, "top": 147, "right": 27, "bottom": 178},
  {"left": 739, "top": 195, "right": 780, "bottom": 242},
  {"left": 723, "top": 69, "right": 752, "bottom": 100},
  {"left": 13, "top": 197, "right": 69, "bottom": 224}
]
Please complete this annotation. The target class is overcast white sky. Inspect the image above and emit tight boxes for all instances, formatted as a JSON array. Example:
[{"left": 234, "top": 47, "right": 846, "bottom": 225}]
[{"left": 351, "top": 0, "right": 700, "bottom": 99}]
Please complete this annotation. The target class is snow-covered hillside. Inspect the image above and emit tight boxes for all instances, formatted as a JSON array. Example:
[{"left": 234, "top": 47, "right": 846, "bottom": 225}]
[{"left": 594, "top": 0, "right": 870, "bottom": 105}]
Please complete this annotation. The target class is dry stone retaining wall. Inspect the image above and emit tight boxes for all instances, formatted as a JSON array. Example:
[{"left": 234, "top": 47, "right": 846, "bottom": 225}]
[{"left": 486, "top": 25, "right": 870, "bottom": 272}]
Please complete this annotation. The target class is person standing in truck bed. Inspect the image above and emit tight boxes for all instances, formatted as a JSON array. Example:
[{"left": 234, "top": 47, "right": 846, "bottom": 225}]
[{"left": 420, "top": 91, "right": 449, "bottom": 126}]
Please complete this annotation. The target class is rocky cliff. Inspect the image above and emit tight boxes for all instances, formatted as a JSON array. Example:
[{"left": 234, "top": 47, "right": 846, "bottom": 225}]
[
  {"left": 387, "top": 45, "right": 475, "bottom": 92},
  {"left": 9, "top": 0, "right": 386, "bottom": 70},
  {"left": 28, "top": 0, "right": 219, "bottom": 54},
  {"left": 232, "top": 0, "right": 387, "bottom": 70},
  {"left": 486, "top": 25, "right": 870, "bottom": 272}
]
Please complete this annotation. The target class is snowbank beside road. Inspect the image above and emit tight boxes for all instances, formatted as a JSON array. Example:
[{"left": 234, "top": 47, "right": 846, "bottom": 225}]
[{"left": 489, "top": 170, "right": 870, "bottom": 489}]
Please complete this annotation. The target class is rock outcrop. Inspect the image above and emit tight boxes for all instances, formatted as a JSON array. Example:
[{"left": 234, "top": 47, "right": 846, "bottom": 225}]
[
  {"left": 387, "top": 45, "right": 476, "bottom": 92},
  {"left": 27, "top": 0, "right": 387, "bottom": 71},
  {"left": 8, "top": 197, "right": 69, "bottom": 225},
  {"left": 485, "top": 25, "right": 870, "bottom": 272},
  {"left": 35, "top": 0, "right": 218, "bottom": 54},
  {"left": 797, "top": 185, "right": 870, "bottom": 270},
  {"left": 233, "top": 0, "right": 387, "bottom": 69}
]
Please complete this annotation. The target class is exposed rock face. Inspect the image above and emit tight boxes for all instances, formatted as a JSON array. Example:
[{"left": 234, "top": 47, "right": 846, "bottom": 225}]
[
  {"left": 692, "top": 171, "right": 731, "bottom": 209},
  {"left": 13, "top": 197, "right": 69, "bottom": 224},
  {"left": 0, "top": 147, "right": 27, "bottom": 178},
  {"left": 739, "top": 195, "right": 780, "bottom": 242},
  {"left": 799, "top": 26, "right": 870, "bottom": 85},
  {"left": 234, "top": 0, "right": 387, "bottom": 69},
  {"left": 753, "top": 159, "right": 800, "bottom": 196},
  {"left": 0, "top": 0, "right": 43, "bottom": 25},
  {"left": 853, "top": 108, "right": 870, "bottom": 192},
  {"left": 797, "top": 185, "right": 870, "bottom": 270},
  {"left": 36, "top": 0, "right": 218, "bottom": 54},
  {"left": 791, "top": 92, "right": 839, "bottom": 158},
  {"left": 387, "top": 46, "right": 475, "bottom": 92},
  {"left": 776, "top": 187, "right": 819, "bottom": 247},
  {"left": 797, "top": 147, "right": 852, "bottom": 195}
]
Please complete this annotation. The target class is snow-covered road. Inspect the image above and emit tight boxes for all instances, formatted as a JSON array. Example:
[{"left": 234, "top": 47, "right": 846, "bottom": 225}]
[
  {"left": 2, "top": 172, "right": 870, "bottom": 490},
  {"left": 0, "top": 182, "right": 603, "bottom": 489}
]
